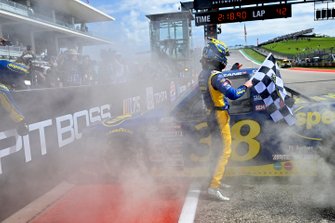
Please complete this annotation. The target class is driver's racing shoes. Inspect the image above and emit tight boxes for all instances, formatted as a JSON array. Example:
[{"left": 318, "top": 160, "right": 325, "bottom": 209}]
[{"left": 208, "top": 188, "right": 230, "bottom": 201}]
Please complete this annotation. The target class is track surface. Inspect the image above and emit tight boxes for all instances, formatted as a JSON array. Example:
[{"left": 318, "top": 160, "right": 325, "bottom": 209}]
[
  {"left": 233, "top": 50, "right": 335, "bottom": 96},
  {"left": 29, "top": 181, "right": 189, "bottom": 223}
]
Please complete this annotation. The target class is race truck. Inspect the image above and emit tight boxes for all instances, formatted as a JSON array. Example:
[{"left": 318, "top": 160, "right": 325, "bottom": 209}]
[
  {"left": 280, "top": 59, "right": 292, "bottom": 68},
  {"left": 84, "top": 68, "right": 335, "bottom": 179}
]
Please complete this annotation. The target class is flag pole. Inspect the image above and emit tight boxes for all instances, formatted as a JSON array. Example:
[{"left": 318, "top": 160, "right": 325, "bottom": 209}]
[{"left": 244, "top": 24, "right": 247, "bottom": 46}]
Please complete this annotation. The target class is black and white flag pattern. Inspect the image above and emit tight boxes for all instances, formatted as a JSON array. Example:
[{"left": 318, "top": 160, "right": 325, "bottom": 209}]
[{"left": 251, "top": 53, "right": 295, "bottom": 126}]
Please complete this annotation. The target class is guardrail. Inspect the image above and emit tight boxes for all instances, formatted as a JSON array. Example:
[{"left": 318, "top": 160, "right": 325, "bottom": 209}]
[
  {"left": 0, "top": 0, "right": 29, "bottom": 16},
  {"left": 0, "top": 45, "right": 24, "bottom": 58}
]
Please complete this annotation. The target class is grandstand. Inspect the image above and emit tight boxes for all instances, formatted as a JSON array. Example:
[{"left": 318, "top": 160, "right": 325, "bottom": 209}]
[
  {"left": 251, "top": 28, "right": 335, "bottom": 67},
  {"left": 258, "top": 28, "right": 314, "bottom": 46}
]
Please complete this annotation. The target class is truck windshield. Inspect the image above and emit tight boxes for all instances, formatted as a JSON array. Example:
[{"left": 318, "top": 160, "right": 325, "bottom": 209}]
[{"left": 228, "top": 75, "right": 252, "bottom": 115}]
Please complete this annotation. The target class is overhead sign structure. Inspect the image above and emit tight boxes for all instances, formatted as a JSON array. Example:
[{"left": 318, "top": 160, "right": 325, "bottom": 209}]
[
  {"left": 194, "top": 0, "right": 278, "bottom": 10},
  {"left": 193, "top": 0, "right": 314, "bottom": 10},
  {"left": 315, "top": 8, "right": 335, "bottom": 20},
  {"left": 195, "top": 4, "right": 292, "bottom": 26}
]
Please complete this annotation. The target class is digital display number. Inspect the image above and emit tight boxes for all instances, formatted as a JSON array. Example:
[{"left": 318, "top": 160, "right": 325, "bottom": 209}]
[{"left": 195, "top": 4, "right": 292, "bottom": 26}]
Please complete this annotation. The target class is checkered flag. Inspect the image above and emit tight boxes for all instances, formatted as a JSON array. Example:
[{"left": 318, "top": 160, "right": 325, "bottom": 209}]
[{"left": 251, "top": 53, "right": 295, "bottom": 126}]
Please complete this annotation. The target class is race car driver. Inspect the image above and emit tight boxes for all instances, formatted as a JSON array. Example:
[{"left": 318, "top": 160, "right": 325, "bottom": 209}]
[
  {"left": 198, "top": 38, "right": 253, "bottom": 201},
  {"left": 0, "top": 59, "right": 29, "bottom": 136}
]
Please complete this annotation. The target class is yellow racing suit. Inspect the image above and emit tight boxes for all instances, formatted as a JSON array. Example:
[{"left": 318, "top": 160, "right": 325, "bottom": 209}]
[
  {"left": 199, "top": 69, "right": 248, "bottom": 188},
  {"left": 0, "top": 59, "right": 29, "bottom": 135},
  {"left": 0, "top": 83, "right": 25, "bottom": 123}
]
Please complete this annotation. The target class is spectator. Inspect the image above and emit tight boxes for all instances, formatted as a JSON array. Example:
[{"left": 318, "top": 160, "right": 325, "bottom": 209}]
[
  {"left": 112, "top": 53, "right": 127, "bottom": 83},
  {"left": 17, "top": 45, "right": 36, "bottom": 66},
  {"left": 0, "top": 37, "right": 11, "bottom": 46},
  {"left": 80, "top": 23, "right": 88, "bottom": 32},
  {"left": 58, "top": 49, "right": 81, "bottom": 86},
  {"left": 45, "top": 56, "right": 61, "bottom": 87},
  {"left": 97, "top": 49, "right": 113, "bottom": 83},
  {"left": 80, "top": 55, "right": 96, "bottom": 85}
]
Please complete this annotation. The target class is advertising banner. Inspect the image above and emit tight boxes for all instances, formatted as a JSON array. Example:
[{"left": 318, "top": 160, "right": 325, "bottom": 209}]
[{"left": 0, "top": 77, "right": 194, "bottom": 220}]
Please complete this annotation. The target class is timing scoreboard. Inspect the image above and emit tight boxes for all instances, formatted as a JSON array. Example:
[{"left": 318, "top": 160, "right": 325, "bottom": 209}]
[{"left": 195, "top": 4, "right": 292, "bottom": 26}]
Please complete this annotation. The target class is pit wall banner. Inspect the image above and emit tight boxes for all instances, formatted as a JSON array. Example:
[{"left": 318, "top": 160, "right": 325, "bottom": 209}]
[{"left": 0, "top": 77, "right": 194, "bottom": 221}]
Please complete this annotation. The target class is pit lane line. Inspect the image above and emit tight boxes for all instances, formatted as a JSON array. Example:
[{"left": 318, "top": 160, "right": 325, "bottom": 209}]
[
  {"left": 238, "top": 49, "right": 262, "bottom": 66},
  {"left": 288, "top": 67, "right": 335, "bottom": 73},
  {"left": 178, "top": 182, "right": 201, "bottom": 223}
]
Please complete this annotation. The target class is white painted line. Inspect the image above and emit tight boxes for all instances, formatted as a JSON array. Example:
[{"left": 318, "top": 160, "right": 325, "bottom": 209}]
[
  {"left": 2, "top": 182, "right": 74, "bottom": 223},
  {"left": 178, "top": 182, "right": 201, "bottom": 223},
  {"left": 239, "top": 49, "right": 262, "bottom": 66}
]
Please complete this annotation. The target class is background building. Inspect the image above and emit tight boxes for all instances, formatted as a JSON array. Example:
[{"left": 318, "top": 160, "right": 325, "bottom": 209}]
[{"left": 0, "top": 0, "right": 114, "bottom": 58}]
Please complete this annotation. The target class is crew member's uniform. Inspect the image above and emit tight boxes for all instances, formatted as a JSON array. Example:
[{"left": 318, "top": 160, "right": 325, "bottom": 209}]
[
  {"left": 0, "top": 59, "right": 29, "bottom": 88},
  {"left": 0, "top": 59, "right": 29, "bottom": 134},
  {"left": 199, "top": 69, "right": 247, "bottom": 189},
  {"left": 0, "top": 83, "right": 25, "bottom": 123}
]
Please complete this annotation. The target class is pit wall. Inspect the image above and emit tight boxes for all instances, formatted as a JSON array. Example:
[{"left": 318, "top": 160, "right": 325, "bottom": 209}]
[{"left": 0, "top": 77, "right": 195, "bottom": 221}]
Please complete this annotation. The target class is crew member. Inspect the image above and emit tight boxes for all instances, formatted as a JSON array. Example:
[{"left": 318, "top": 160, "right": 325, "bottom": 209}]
[
  {"left": 198, "top": 38, "right": 253, "bottom": 201},
  {"left": 20, "top": 45, "right": 36, "bottom": 63},
  {"left": 0, "top": 59, "right": 29, "bottom": 136}
]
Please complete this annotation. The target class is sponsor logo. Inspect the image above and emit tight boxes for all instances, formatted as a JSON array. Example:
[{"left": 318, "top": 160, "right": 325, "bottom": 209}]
[
  {"left": 273, "top": 162, "right": 282, "bottom": 171},
  {"left": 109, "top": 128, "right": 133, "bottom": 134},
  {"left": 0, "top": 104, "right": 111, "bottom": 174},
  {"left": 154, "top": 90, "right": 168, "bottom": 105},
  {"left": 255, "top": 104, "right": 266, "bottom": 111},
  {"left": 295, "top": 110, "right": 335, "bottom": 129},
  {"left": 272, "top": 154, "right": 292, "bottom": 161},
  {"left": 284, "top": 161, "right": 293, "bottom": 171},
  {"left": 104, "top": 115, "right": 132, "bottom": 127},
  {"left": 222, "top": 69, "right": 256, "bottom": 78},
  {"left": 222, "top": 71, "right": 244, "bottom": 77},
  {"left": 123, "top": 96, "right": 141, "bottom": 115},
  {"left": 253, "top": 95, "right": 262, "bottom": 101},
  {"left": 7, "top": 63, "right": 29, "bottom": 74}
]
